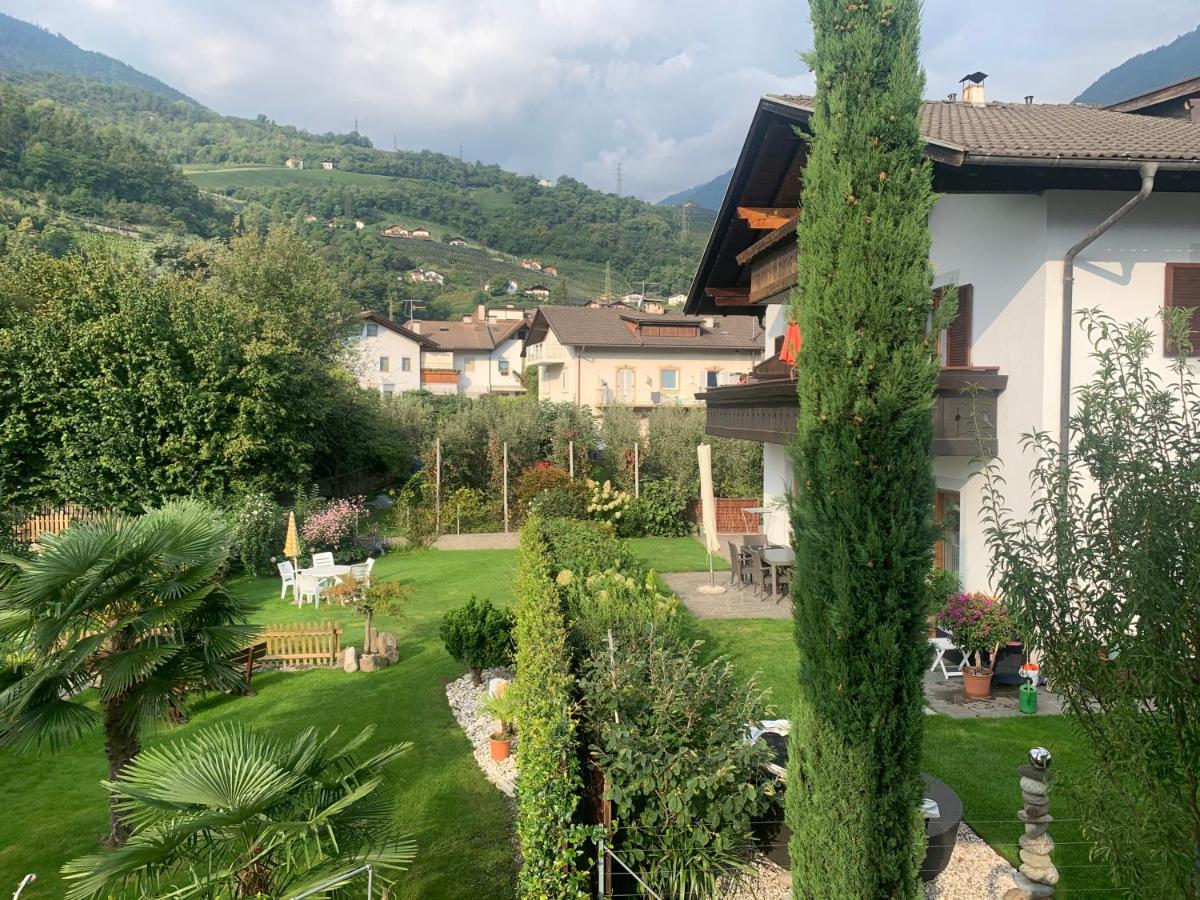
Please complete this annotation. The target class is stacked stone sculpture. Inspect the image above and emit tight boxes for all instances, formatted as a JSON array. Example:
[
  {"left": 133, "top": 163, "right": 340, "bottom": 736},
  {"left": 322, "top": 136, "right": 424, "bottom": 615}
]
[{"left": 1004, "top": 746, "right": 1058, "bottom": 898}]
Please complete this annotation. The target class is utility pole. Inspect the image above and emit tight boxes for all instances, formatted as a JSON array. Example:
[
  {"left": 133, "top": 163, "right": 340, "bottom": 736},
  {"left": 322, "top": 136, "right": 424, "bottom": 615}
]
[
  {"left": 616, "top": 160, "right": 623, "bottom": 197},
  {"left": 459, "top": 141, "right": 464, "bottom": 161},
  {"left": 604, "top": 261, "right": 612, "bottom": 300},
  {"left": 354, "top": 116, "right": 359, "bottom": 132},
  {"left": 393, "top": 133, "right": 397, "bottom": 151}
]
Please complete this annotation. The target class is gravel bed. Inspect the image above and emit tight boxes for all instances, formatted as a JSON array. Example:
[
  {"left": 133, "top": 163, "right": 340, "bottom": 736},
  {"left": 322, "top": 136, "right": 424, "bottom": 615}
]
[
  {"left": 924, "top": 824, "right": 1018, "bottom": 899},
  {"left": 445, "top": 667, "right": 516, "bottom": 797}
]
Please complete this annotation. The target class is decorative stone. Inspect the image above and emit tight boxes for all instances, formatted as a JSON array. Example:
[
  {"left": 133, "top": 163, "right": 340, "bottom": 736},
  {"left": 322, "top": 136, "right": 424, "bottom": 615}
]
[
  {"left": 342, "top": 645, "right": 358, "bottom": 672},
  {"left": 1020, "top": 776, "right": 1049, "bottom": 796},
  {"left": 1003, "top": 890, "right": 1026, "bottom": 900},
  {"left": 1024, "top": 822, "right": 1051, "bottom": 838},
  {"left": 378, "top": 631, "right": 399, "bottom": 663},
  {"left": 1021, "top": 797, "right": 1050, "bottom": 816},
  {"left": 1019, "top": 833, "right": 1055, "bottom": 855},
  {"left": 359, "top": 652, "right": 389, "bottom": 673},
  {"left": 1018, "top": 809, "right": 1052, "bottom": 825},
  {"left": 1013, "top": 871, "right": 1056, "bottom": 897},
  {"left": 1019, "top": 863, "right": 1060, "bottom": 887},
  {"left": 1017, "top": 764, "right": 1049, "bottom": 782},
  {"left": 1020, "top": 849, "right": 1053, "bottom": 869}
]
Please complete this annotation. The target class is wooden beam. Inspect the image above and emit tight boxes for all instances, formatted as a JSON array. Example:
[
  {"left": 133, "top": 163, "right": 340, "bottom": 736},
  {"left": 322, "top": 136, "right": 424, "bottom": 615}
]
[
  {"left": 705, "top": 287, "right": 757, "bottom": 307},
  {"left": 736, "top": 206, "right": 798, "bottom": 230},
  {"left": 736, "top": 218, "right": 798, "bottom": 266}
]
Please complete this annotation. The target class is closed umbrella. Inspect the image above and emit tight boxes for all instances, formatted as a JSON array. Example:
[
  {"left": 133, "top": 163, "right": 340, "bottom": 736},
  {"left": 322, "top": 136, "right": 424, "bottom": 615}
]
[
  {"left": 697, "top": 443, "right": 725, "bottom": 594},
  {"left": 283, "top": 509, "right": 300, "bottom": 570}
]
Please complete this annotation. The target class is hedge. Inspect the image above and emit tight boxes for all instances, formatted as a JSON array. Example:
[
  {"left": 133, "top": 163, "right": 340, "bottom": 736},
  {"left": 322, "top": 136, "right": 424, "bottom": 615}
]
[{"left": 512, "top": 517, "right": 591, "bottom": 899}]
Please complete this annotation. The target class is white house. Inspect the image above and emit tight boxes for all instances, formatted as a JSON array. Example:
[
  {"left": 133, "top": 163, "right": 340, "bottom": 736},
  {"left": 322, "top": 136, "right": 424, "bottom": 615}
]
[
  {"left": 322, "top": 159, "right": 335, "bottom": 170},
  {"left": 409, "top": 227, "right": 432, "bottom": 239},
  {"left": 524, "top": 305, "right": 761, "bottom": 413},
  {"left": 381, "top": 225, "right": 411, "bottom": 238},
  {"left": 689, "top": 92, "right": 1200, "bottom": 593},
  {"left": 285, "top": 157, "right": 304, "bottom": 169},
  {"left": 408, "top": 269, "right": 445, "bottom": 285},
  {"left": 406, "top": 306, "right": 527, "bottom": 396},
  {"left": 448, "top": 237, "right": 469, "bottom": 247},
  {"left": 350, "top": 311, "right": 435, "bottom": 397}
]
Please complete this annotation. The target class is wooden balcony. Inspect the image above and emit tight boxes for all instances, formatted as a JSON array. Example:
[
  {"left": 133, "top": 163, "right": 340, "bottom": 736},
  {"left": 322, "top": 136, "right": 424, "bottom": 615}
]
[
  {"left": 421, "top": 368, "right": 459, "bottom": 385},
  {"left": 698, "top": 369, "right": 1006, "bottom": 456}
]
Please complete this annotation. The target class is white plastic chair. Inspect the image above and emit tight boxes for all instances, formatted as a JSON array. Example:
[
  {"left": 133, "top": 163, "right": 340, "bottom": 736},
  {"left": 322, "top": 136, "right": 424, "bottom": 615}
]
[
  {"left": 349, "top": 558, "right": 373, "bottom": 588},
  {"left": 929, "top": 636, "right": 964, "bottom": 679},
  {"left": 296, "top": 574, "right": 323, "bottom": 609},
  {"left": 311, "top": 551, "right": 335, "bottom": 568},
  {"left": 277, "top": 560, "right": 296, "bottom": 600}
]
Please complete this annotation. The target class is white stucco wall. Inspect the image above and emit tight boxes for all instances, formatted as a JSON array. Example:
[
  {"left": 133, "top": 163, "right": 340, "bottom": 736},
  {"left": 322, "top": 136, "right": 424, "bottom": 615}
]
[
  {"left": 350, "top": 325, "right": 423, "bottom": 395},
  {"left": 762, "top": 442, "right": 792, "bottom": 544}
]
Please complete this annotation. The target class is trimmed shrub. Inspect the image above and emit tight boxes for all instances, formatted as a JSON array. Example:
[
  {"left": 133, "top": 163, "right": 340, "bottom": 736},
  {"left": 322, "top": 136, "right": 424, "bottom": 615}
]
[
  {"left": 514, "top": 464, "right": 577, "bottom": 521},
  {"left": 540, "top": 517, "right": 633, "bottom": 578},
  {"left": 528, "top": 485, "right": 589, "bottom": 521},
  {"left": 512, "top": 518, "right": 591, "bottom": 898},
  {"left": 438, "top": 596, "right": 514, "bottom": 685}
]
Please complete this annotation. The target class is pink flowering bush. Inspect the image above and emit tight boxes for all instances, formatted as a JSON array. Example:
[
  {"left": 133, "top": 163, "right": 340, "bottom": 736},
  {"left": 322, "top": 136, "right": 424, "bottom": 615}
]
[
  {"left": 936, "top": 592, "right": 1015, "bottom": 673},
  {"left": 300, "top": 496, "right": 367, "bottom": 556}
]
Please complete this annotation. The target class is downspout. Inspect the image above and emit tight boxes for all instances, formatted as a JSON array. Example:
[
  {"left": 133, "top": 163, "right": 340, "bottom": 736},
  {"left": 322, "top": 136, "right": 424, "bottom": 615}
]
[{"left": 1059, "top": 162, "right": 1157, "bottom": 459}]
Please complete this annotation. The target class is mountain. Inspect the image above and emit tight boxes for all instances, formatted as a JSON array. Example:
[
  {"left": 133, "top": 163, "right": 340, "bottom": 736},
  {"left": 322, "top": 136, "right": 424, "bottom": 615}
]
[
  {"left": 658, "top": 169, "right": 732, "bottom": 211},
  {"left": 1074, "top": 25, "right": 1200, "bottom": 105},
  {"left": 0, "top": 12, "right": 191, "bottom": 102}
]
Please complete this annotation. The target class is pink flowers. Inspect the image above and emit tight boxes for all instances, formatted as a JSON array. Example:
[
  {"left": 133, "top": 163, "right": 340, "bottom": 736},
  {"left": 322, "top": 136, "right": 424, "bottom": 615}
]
[
  {"left": 936, "top": 592, "right": 1016, "bottom": 663},
  {"left": 301, "top": 497, "right": 367, "bottom": 551}
]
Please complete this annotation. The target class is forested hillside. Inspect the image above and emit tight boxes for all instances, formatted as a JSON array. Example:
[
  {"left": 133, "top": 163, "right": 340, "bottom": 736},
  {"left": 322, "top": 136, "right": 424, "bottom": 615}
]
[{"left": 1074, "top": 24, "right": 1200, "bottom": 104}]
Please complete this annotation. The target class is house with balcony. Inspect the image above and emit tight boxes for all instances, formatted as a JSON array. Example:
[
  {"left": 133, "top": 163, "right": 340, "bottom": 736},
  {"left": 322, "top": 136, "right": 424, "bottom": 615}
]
[
  {"left": 350, "top": 311, "right": 436, "bottom": 397},
  {"left": 688, "top": 91, "right": 1200, "bottom": 594},
  {"left": 406, "top": 305, "right": 527, "bottom": 396},
  {"left": 524, "top": 305, "right": 762, "bottom": 413}
]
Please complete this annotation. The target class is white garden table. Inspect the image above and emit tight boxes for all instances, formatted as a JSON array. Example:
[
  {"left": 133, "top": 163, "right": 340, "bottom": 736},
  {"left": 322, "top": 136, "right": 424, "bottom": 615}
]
[{"left": 299, "top": 564, "right": 352, "bottom": 586}]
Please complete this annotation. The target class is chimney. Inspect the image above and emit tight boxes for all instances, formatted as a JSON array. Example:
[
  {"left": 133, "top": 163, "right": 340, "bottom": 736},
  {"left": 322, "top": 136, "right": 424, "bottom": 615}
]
[
  {"left": 702, "top": 316, "right": 715, "bottom": 329},
  {"left": 959, "top": 71, "right": 988, "bottom": 105},
  {"left": 408, "top": 320, "right": 421, "bottom": 334},
  {"left": 477, "top": 303, "right": 488, "bottom": 322},
  {"left": 1025, "top": 95, "right": 1034, "bottom": 105},
  {"left": 947, "top": 92, "right": 957, "bottom": 102}
]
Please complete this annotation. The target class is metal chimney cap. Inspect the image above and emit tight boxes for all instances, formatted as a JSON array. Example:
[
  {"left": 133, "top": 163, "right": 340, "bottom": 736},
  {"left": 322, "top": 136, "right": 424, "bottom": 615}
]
[{"left": 959, "top": 71, "right": 988, "bottom": 84}]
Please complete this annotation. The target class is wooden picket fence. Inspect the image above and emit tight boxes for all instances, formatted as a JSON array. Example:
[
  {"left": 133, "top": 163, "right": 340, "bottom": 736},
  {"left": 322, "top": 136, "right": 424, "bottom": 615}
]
[
  {"left": 259, "top": 622, "right": 344, "bottom": 668},
  {"left": 11, "top": 503, "right": 110, "bottom": 544}
]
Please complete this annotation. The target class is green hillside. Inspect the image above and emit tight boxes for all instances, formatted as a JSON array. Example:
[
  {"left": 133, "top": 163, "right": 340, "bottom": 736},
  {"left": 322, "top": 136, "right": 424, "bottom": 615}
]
[{"left": 184, "top": 165, "right": 408, "bottom": 190}]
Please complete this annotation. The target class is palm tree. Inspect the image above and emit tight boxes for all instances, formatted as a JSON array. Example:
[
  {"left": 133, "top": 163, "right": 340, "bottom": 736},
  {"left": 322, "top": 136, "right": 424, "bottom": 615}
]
[
  {"left": 0, "top": 500, "right": 259, "bottom": 845},
  {"left": 61, "top": 723, "right": 416, "bottom": 899}
]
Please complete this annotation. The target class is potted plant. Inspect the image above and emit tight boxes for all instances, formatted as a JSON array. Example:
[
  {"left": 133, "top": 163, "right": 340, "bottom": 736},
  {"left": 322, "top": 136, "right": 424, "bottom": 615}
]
[
  {"left": 481, "top": 685, "right": 517, "bottom": 761},
  {"left": 936, "top": 592, "right": 1015, "bottom": 698},
  {"left": 924, "top": 567, "right": 961, "bottom": 638}
]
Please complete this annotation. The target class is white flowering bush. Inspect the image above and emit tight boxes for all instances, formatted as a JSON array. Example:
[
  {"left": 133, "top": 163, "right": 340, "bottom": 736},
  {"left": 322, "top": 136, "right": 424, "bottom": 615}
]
[
  {"left": 585, "top": 479, "right": 631, "bottom": 528},
  {"left": 229, "top": 489, "right": 282, "bottom": 575},
  {"left": 301, "top": 496, "right": 367, "bottom": 558}
]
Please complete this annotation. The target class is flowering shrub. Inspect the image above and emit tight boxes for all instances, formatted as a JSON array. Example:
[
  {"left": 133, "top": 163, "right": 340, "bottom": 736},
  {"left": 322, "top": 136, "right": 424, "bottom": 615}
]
[
  {"left": 936, "top": 592, "right": 1015, "bottom": 673},
  {"left": 301, "top": 496, "right": 367, "bottom": 556},
  {"left": 586, "top": 479, "right": 631, "bottom": 527},
  {"left": 229, "top": 489, "right": 282, "bottom": 575}
]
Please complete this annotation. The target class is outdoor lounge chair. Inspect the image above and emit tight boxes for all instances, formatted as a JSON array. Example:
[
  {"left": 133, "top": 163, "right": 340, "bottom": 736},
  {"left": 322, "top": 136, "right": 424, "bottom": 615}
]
[
  {"left": 277, "top": 560, "right": 297, "bottom": 600},
  {"left": 311, "top": 551, "right": 335, "bottom": 568}
]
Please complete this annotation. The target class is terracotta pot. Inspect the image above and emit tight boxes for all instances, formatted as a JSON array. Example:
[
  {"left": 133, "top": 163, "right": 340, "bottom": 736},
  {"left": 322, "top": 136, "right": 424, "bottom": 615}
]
[
  {"left": 962, "top": 668, "right": 993, "bottom": 699},
  {"left": 489, "top": 735, "right": 512, "bottom": 762}
]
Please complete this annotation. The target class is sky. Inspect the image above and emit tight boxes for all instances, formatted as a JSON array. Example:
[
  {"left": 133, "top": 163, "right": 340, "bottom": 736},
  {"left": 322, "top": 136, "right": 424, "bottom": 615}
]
[{"left": 4, "top": 1, "right": 1198, "bottom": 200}]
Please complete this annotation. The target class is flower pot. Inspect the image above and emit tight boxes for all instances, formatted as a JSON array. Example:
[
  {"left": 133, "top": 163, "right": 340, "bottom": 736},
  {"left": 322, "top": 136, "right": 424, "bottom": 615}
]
[
  {"left": 962, "top": 668, "right": 993, "bottom": 699},
  {"left": 489, "top": 735, "right": 512, "bottom": 761}
]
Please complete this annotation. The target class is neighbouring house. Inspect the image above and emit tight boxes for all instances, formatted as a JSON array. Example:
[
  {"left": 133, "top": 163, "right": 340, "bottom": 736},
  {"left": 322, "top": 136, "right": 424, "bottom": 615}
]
[
  {"left": 409, "top": 226, "right": 432, "bottom": 239},
  {"left": 524, "top": 305, "right": 761, "bottom": 413},
  {"left": 407, "top": 306, "right": 527, "bottom": 396},
  {"left": 354, "top": 219, "right": 365, "bottom": 230},
  {"left": 538, "top": 178, "right": 553, "bottom": 188},
  {"left": 524, "top": 284, "right": 551, "bottom": 300},
  {"left": 322, "top": 159, "right": 335, "bottom": 170},
  {"left": 1105, "top": 74, "right": 1200, "bottom": 121},
  {"left": 543, "top": 265, "right": 559, "bottom": 277},
  {"left": 303, "top": 213, "right": 318, "bottom": 223},
  {"left": 408, "top": 269, "right": 445, "bottom": 285},
  {"left": 381, "top": 224, "right": 411, "bottom": 238},
  {"left": 448, "top": 237, "right": 469, "bottom": 247},
  {"left": 521, "top": 259, "right": 544, "bottom": 271},
  {"left": 666, "top": 294, "right": 687, "bottom": 307},
  {"left": 285, "top": 156, "right": 304, "bottom": 169},
  {"left": 350, "top": 311, "right": 435, "bottom": 397},
  {"left": 688, "top": 90, "right": 1200, "bottom": 590}
]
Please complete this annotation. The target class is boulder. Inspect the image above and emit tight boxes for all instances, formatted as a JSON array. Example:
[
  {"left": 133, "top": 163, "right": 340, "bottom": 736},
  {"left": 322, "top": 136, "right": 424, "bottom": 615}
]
[
  {"left": 1019, "top": 832, "right": 1054, "bottom": 855},
  {"left": 1020, "top": 776, "right": 1048, "bottom": 796},
  {"left": 1019, "top": 864, "right": 1060, "bottom": 887},
  {"left": 1020, "top": 849, "right": 1053, "bottom": 869},
  {"left": 342, "top": 646, "right": 358, "bottom": 673},
  {"left": 359, "top": 652, "right": 389, "bottom": 673}
]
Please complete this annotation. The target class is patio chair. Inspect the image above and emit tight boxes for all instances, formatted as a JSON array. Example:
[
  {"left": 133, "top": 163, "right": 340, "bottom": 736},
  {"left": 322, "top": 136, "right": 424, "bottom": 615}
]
[
  {"left": 276, "top": 560, "right": 296, "bottom": 600},
  {"left": 349, "top": 557, "right": 374, "bottom": 589},
  {"left": 727, "top": 541, "right": 749, "bottom": 588},
  {"left": 742, "top": 534, "right": 767, "bottom": 547},
  {"left": 296, "top": 574, "right": 324, "bottom": 609},
  {"left": 311, "top": 551, "right": 335, "bottom": 568},
  {"left": 929, "top": 635, "right": 964, "bottom": 680},
  {"left": 746, "top": 547, "right": 769, "bottom": 596}
]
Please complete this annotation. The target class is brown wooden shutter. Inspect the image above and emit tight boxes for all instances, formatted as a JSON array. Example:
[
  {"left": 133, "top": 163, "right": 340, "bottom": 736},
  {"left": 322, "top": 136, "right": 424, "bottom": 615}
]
[
  {"left": 944, "top": 284, "right": 973, "bottom": 368},
  {"left": 1165, "top": 264, "right": 1200, "bottom": 356}
]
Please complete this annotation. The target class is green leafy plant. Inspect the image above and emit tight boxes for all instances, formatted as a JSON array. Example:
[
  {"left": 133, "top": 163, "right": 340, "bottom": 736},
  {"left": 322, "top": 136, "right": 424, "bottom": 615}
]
[
  {"left": 438, "top": 596, "right": 514, "bottom": 685},
  {"left": 227, "top": 488, "right": 282, "bottom": 575},
  {"left": 981, "top": 309, "right": 1200, "bottom": 897},
  {"left": 586, "top": 478, "right": 631, "bottom": 527},
  {"left": 440, "top": 486, "right": 500, "bottom": 534},
  {"left": 60, "top": 723, "right": 415, "bottom": 899},
  {"left": 561, "top": 567, "right": 680, "bottom": 660},
  {"left": 329, "top": 577, "right": 413, "bottom": 653},
  {"left": 514, "top": 464, "right": 574, "bottom": 515},
  {"left": 0, "top": 500, "right": 260, "bottom": 845},
  {"left": 935, "top": 593, "right": 1015, "bottom": 674},
  {"left": 540, "top": 516, "right": 633, "bottom": 577},
  {"left": 632, "top": 478, "right": 691, "bottom": 537},
  {"left": 481, "top": 685, "right": 518, "bottom": 741},
  {"left": 924, "top": 566, "right": 961, "bottom": 620}
]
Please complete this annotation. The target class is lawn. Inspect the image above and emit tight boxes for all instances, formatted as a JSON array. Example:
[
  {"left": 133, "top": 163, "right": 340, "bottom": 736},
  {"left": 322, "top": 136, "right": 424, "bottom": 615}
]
[
  {"left": 627, "top": 535, "right": 729, "bottom": 572},
  {"left": 0, "top": 548, "right": 520, "bottom": 899}
]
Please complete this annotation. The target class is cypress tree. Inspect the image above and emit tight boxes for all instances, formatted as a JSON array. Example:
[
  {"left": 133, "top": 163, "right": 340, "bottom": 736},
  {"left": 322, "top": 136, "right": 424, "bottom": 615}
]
[{"left": 786, "top": 0, "right": 941, "bottom": 896}]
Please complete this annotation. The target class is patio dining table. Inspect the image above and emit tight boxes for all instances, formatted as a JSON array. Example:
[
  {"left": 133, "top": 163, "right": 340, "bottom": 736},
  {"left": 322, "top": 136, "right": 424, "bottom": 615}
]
[
  {"left": 299, "top": 563, "right": 353, "bottom": 586},
  {"left": 761, "top": 546, "right": 794, "bottom": 597}
]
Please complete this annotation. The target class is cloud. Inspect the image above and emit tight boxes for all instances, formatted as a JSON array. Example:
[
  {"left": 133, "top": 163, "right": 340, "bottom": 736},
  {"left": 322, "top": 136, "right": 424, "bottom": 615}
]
[{"left": 2, "top": 0, "right": 1197, "bottom": 198}]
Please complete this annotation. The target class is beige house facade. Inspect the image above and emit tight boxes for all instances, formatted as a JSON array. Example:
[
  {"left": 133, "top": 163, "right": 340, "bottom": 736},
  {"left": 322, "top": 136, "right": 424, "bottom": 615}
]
[
  {"left": 350, "top": 312, "right": 434, "bottom": 397},
  {"left": 525, "top": 306, "right": 762, "bottom": 413}
]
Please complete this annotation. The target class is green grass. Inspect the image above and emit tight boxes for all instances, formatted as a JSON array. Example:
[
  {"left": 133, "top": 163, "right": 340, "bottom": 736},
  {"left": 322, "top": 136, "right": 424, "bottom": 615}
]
[
  {"left": 0, "top": 549, "right": 519, "bottom": 899},
  {"left": 627, "top": 536, "right": 729, "bottom": 573}
]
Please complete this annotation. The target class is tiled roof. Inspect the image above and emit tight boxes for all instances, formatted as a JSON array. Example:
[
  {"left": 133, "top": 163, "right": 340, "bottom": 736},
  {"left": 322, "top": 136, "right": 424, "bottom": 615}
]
[
  {"left": 361, "top": 311, "right": 436, "bottom": 347},
  {"left": 536, "top": 306, "right": 762, "bottom": 350},
  {"left": 769, "top": 94, "right": 1200, "bottom": 164},
  {"left": 412, "top": 318, "right": 523, "bottom": 351}
]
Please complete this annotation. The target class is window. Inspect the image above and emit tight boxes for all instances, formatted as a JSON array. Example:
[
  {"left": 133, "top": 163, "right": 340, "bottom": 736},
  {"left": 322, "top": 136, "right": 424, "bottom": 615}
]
[
  {"left": 378, "top": 356, "right": 389, "bottom": 372},
  {"left": 401, "top": 357, "right": 412, "bottom": 372},
  {"left": 364, "top": 323, "right": 379, "bottom": 337},
  {"left": 933, "top": 283, "right": 973, "bottom": 368},
  {"left": 498, "top": 359, "right": 510, "bottom": 375},
  {"left": 706, "top": 370, "right": 720, "bottom": 388},
  {"left": 660, "top": 368, "right": 679, "bottom": 391},
  {"left": 381, "top": 383, "right": 395, "bottom": 398},
  {"left": 934, "top": 490, "right": 961, "bottom": 575},
  {"left": 1165, "top": 263, "right": 1200, "bottom": 356}
]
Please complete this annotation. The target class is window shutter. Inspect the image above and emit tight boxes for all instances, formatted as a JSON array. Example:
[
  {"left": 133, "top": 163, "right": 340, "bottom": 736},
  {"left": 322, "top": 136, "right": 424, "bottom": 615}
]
[
  {"left": 1165, "top": 264, "right": 1200, "bottom": 356},
  {"left": 944, "top": 284, "right": 973, "bottom": 368}
]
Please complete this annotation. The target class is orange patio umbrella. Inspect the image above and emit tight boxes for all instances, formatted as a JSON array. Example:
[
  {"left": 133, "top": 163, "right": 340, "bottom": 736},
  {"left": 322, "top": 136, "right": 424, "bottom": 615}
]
[{"left": 283, "top": 510, "right": 300, "bottom": 570}]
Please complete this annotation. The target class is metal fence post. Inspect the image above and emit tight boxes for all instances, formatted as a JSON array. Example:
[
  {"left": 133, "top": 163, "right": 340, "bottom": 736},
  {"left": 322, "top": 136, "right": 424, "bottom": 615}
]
[
  {"left": 597, "top": 838, "right": 605, "bottom": 898},
  {"left": 633, "top": 442, "right": 640, "bottom": 498},
  {"left": 434, "top": 437, "right": 441, "bottom": 534}
]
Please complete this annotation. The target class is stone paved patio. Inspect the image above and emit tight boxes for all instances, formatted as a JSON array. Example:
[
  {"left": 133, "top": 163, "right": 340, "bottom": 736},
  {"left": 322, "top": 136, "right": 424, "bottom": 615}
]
[
  {"left": 923, "top": 667, "right": 1064, "bottom": 718},
  {"left": 663, "top": 571, "right": 792, "bottom": 619}
]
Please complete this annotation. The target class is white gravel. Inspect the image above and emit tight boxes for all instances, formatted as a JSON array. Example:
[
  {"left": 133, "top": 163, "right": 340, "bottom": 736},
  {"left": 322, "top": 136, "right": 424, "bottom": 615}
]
[
  {"left": 445, "top": 667, "right": 517, "bottom": 797},
  {"left": 923, "top": 824, "right": 1019, "bottom": 899}
]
